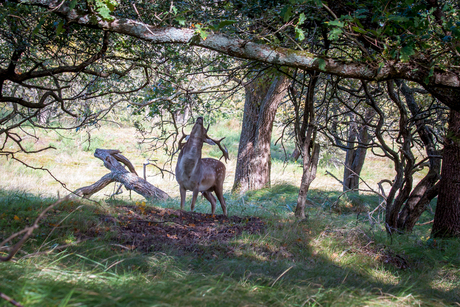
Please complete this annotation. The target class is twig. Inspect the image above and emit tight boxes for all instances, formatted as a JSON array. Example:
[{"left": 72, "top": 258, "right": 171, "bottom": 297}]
[
  {"left": 0, "top": 292, "right": 24, "bottom": 307},
  {"left": 377, "top": 179, "right": 393, "bottom": 199},
  {"left": 271, "top": 266, "right": 294, "bottom": 287},
  {"left": 416, "top": 219, "right": 434, "bottom": 226},
  {"left": 325, "top": 170, "right": 344, "bottom": 186},
  {"left": 340, "top": 162, "right": 388, "bottom": 199}
]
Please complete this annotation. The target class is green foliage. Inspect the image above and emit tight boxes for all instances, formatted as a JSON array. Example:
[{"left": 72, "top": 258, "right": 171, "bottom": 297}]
[
  {"left": 194, "top": 23, "right": 208, "bottom": 40},
  {"left": 88, "top": 0, "right": 118, "bottom": 21}
]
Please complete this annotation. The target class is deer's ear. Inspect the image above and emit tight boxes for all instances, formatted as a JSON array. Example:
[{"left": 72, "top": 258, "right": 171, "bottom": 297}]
[{"left": 204, "top": 138, "right": 216, "bottom": 146}]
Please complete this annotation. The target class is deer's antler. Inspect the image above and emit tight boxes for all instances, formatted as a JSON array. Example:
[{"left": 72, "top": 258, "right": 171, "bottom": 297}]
[
  {"left": 172, "top": 128, "right": 189, "bottom": 157},
  {"left": 177, "top": 127, "right": 188, "bottom": 150},
  {"left": 206, "top": 134, "right": 229, "bottom": 163}
]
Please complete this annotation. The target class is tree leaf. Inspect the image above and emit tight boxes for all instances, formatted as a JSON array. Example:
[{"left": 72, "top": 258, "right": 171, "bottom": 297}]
[
  {"left": 388, "top": 15, "right": 409, "bottom": 22},
  {"left": 295, "top": 27, "right": 305, "bottom": 41},
  {"left": 195, "top": 24, "right": 208, "bottom": 40},
  {"left": 69, "top": 0, "right": 78, "bottom": 10},
  {"left": 92, "top": 0, "right": 118, "bottom": 21},
  {"left": 32, "top": 17, "right": 46, "bottom": 35},
  {"left": 352, "top": 26, "right": 367, "bottom": 34},
  {"left": 316, "top": 58, "right": 326, "bottom": 70},
  {"left": 327, "top": 20, "right": 344, "bottom": 27},
  {"left": 56, "top": 20, "right": 65, "bottom": 35},
  {"left": 281, "top": 5, "right": 292, "bottom": 22},
  {"left": 96, "top": 5, "right": 113, "bottom": 20},
  {"left": 171, "top": 5, "right": 178, "bottom": 15},
  {"left": 176, "top": 16, "right": 186, "bottom": 26},
  {"left": 329, "top": 28, "right": 343, "bottom": 40},
  {"left": 217, "top": 20, "right": 237, "bottom": 29},
  {"left": 400, "top": 44, "right": 415, "bottom": 61},
  {"left": 298, "top": 13, "right": 306, "bottom": 25},
  {"left": 105, "top": 0, "right": 118, "bottom": 12}
]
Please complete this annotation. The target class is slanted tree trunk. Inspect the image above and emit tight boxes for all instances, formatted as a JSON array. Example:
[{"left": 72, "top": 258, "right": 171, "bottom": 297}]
[
  {"left": 294, "top": 72, "right": 320, "bottom": 219},
  {"left": 75, "top": 149, "right": 169, "bottom": 200},
  {"left": 365, "top": 81, "right": 415, "bottom": 234},
  {"left": 432, "top": 109, "right": 460, "bottom": 238},
  {"left": 232, "top": 72, "right": 290, "bottom": 193},
  {"left": 395, "top": 80, "right": 441, "bottom": 232}
]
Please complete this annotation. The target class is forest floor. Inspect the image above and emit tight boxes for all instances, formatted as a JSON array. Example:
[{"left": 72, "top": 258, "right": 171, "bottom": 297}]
[{"left": 85, "top": 205, "right": 265, "bottom": 254}]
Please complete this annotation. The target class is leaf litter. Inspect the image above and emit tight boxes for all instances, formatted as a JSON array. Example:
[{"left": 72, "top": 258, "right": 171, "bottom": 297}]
[{"left": 81, "top": 205, "right": 265, "bottom": 254}]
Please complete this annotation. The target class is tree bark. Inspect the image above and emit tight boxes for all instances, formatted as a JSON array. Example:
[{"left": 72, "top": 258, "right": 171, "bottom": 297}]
[
  {"left": 75, "top": 149, "right": 170, "bottom": 200},
  {"left": 295, "top": 142, "right": 320, "bottom": 218},
  {"left": 294, "top": 72, "right": 320, "bottom": 219},
  {"left": 232, "top": 72, "right": 290, "bottom": 193},
  {"left": 432, "top": 109, "right": 460, "bottom": 238},
  {"left": 342, "top": 110, "right": 372, "bottom": 192}
]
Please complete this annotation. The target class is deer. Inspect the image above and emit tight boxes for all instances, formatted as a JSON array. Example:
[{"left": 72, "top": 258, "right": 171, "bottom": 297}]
[{"left": 175, "top": 116, "right": 229, "bottom": 216}]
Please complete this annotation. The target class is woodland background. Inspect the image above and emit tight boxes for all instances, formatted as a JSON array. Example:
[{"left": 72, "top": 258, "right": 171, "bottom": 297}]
[{"left": 1, "top": 0, "right": 460, "bottom": 306}]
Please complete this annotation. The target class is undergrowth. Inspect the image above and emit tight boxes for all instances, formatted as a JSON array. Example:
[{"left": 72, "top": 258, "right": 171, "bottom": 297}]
[{"left": 1, "top": 185, "right": 459, "bottom": 307}]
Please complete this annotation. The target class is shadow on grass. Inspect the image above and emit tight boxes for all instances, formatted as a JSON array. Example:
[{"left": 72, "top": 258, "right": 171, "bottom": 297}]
[{"left": 1, "top": 186, "right": 459, "bottom": 306}]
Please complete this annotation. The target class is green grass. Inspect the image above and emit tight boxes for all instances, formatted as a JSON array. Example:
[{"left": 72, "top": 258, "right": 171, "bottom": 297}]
[{"left": 1, "top": 185, "right": 459, "bottom": 307}]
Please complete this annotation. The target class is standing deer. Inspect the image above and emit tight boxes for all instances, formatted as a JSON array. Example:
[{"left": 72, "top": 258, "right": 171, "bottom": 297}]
[{"left": 175, "top": 117, "right": 229, "bottom": 215}]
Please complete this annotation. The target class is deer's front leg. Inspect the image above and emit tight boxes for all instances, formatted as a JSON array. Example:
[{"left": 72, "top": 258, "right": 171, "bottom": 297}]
[
  {"left": 190, "top": 188, "right": 199, "bottom": 212},
  {"left": 179, "top": 186, "right": 187, "bottom": 211}
]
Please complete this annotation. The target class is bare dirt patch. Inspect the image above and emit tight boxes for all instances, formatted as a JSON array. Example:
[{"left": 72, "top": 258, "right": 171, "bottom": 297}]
[{"left": 83, "top": 205, "right": 265, "bottom": 253}]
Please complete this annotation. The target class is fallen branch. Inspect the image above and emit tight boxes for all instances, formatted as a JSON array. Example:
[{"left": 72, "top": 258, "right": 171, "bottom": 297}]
[
  {"left": 0, "top": 292, "right": 23, "bottom": 307},
  {"left": 74, "top": 149, "right": 170, "bottom": 200}
]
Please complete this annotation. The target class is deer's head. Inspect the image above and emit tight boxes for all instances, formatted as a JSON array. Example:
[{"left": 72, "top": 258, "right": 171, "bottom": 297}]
[{"left": 178, "top": 117, "right": 229, "bottom": 162}]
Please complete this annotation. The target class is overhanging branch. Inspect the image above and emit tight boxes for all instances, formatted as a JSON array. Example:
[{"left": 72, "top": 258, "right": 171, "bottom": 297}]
[{"left": 14, "top": 0, "right": 460, "bottom": 93}]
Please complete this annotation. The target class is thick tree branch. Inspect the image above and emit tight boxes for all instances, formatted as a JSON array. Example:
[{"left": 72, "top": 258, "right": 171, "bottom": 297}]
[
  {"left": 74, "top": 149, "right": 170, "bottom": 200},
  {"left": 14, "top": 0, "right": 460, "bottom": 109}
]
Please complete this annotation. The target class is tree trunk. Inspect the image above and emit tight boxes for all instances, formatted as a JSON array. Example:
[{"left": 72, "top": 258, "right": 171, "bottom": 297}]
[
  {"left": 432, "top": 109, "right": 460, "bottom": 238},
  {"left": 395, "top": 80, "right": 441, "bottom": 232},
  {"left": 295, "top": 141, "right": 320, "bottom": 218},
  {"left": 294, "top": 72, "right": 320, "bottom": 219},
  {"left": 232, "top": 72, "right": 290, "bottom": 193},
  {"left": 342, "top": 111, "right": 372, "bottom": 192}
]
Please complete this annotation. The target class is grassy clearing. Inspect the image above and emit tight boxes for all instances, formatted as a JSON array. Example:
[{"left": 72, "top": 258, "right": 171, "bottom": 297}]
[
  {"left": 1, "top": 188, "right": 459, "bottom": 306},
  {"left": 1, "top": 121, "right": 459, "bottom": 306}
]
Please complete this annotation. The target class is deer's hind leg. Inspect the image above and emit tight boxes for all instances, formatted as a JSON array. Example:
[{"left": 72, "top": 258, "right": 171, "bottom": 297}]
[
  {"left": 202, "top": 191, "right": 217, "bottom": 215},
  {"left": 215, "top": 190, "right": 227, "bottom": 216}
]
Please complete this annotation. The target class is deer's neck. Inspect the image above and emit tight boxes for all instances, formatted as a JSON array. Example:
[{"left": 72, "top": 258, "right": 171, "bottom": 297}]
[{"left": 178, "top": 137, "right": 203, "bottom": 176}]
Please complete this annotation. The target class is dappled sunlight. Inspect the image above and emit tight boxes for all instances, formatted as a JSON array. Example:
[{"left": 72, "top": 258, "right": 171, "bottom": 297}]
[
  {"left": 1, "top": 120, "right": 459, "bottom": 306},
  {"left": 366, "top": 267, "right": 401, "bottom": 286},
  {"left": 1, "top": 187, "right": 459, "bottom": 306}
]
